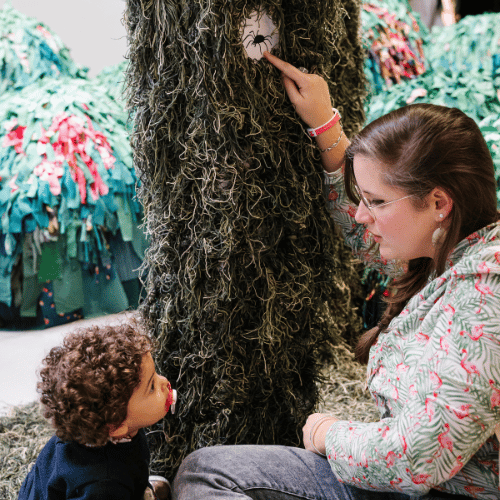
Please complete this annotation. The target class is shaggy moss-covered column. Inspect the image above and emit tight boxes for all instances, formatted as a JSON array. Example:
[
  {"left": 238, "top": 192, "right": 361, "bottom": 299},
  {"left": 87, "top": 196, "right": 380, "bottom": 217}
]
[{"left": 125, "top": 0, "right": 366, "bottom": 478}]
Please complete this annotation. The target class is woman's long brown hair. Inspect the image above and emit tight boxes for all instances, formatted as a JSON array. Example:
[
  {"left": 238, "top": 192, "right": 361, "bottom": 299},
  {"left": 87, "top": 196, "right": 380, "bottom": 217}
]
[{"left": 343, "top": 104, "right": 500, "bottom": 364}]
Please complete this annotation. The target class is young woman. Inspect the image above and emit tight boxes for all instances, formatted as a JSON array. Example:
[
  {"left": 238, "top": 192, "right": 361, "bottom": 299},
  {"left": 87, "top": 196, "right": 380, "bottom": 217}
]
[{"left": 171, "top": 52, "right": 500, "bottom": 500}]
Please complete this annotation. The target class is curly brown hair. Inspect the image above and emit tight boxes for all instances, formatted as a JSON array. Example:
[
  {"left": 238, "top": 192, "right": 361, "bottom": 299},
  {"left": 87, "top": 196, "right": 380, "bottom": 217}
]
[{"left": 38, "top": 320, "right": 154, "bottom": 446}]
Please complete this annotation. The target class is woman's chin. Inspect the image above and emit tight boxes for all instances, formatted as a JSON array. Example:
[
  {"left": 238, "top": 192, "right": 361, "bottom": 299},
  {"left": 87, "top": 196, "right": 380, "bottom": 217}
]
[{"left": 378, "top": 246, "right": 394, "bottom": 261}]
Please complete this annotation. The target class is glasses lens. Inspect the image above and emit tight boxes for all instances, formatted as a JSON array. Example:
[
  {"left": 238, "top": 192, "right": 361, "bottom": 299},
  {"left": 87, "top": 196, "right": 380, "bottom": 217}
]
[{"left": 354, "top": 185, "right": 376, "bottom": 219}]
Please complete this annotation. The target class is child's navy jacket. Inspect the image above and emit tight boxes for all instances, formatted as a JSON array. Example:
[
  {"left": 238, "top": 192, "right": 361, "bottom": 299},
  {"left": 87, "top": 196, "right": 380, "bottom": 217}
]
[{"left": 18, "top": 429, "right": 150, "bottom": 499}]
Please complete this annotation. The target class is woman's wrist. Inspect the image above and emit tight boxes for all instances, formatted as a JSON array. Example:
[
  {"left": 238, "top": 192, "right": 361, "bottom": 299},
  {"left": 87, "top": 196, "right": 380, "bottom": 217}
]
[
  {"left": 315, "top": 121, "right": 348, "bottom": 173},
  {"left": 306, "top": 108, "right": 340, "bottom": 137},
  {"left": 309, "top": 415, "right": 337, "bottom": 456}
]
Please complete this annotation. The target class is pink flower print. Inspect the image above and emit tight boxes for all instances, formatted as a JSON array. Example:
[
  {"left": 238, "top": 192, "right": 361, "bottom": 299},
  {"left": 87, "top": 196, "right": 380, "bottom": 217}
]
[
  {"left": 406, "top": 468, "right": 430, "bottom": 485},
  {"left": 443, "top": 303, "right": 455, "bottom": 315},
  {"left": 396, "top": 363, "right": 409, "bottom": 381},
  {"left": 415, "top": 331, "right": 430, "bottom": 344},
  {"left": 474, "top": 279, "right": 493, "bottom": 314},
  {"left": 460, "top": 324, "right": 500, "bottom": 345},
  {"left": 489, "top": 380, "right": 500, "bottom": 409},
  {"left": 425, "top": 392, "right": 438, "bottom": 421},
  {"left": 449, "top": 455, "right": 464, "bottom": 477},
  {"left": 494, "top": 251, "right": 500, "bottom": 265},
  {"left": 466, "top": 232, "right": 480, "bottom": 244},
  {"left": 439, "top": 334, "right": 450, "bottom": 355},
  {"left": 390, "top": 477, "right": 403, "bottom": 489},
  {"left": 475, "top": 456, "right": 499, "bottom": 474},
  {"left": 438, "top": 423, "right": 453, "bottom": 452},
  {"left": 477, "top": 262, "right": 490, "bottom": 274},
  {"left": 460, "top": 349, "right": 480, "bottom": 386},
  {"left": 385, "top": 450, "right": 400, "bottom": 467},
  {"left": 445, "top": 403, "right": 471, "bottom": 420},
  {"left": 400, "top": 435, "right": 408, "bottom": 455},
  {"left": 379, "top": 424, "right": 390, "bottom": 438},
  {"left": 464, "top": 485, "right": 485, "bottom": 496},
  {"left": 389, "top": 384, "right": 399, "bottom": 400},
  {"left": 467, "top": 324, "right": 484, "bottom": 341},
  {"left": 426, "top": 423, "right": 454, "bottom": 463},
  {"left": 429, "top": 371, "right": 443, "bottom": 389}
]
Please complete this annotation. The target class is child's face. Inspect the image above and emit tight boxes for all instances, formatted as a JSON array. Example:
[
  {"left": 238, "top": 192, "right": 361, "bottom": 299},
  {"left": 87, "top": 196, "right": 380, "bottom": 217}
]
[{"left": 114, "top": 352, "right": 175, "bottom": 439}]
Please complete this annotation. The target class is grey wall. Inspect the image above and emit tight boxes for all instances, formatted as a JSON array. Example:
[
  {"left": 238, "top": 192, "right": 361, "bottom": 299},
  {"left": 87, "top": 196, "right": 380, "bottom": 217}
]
[{"left": 0, "top": 0, "right": 128, "bottom": 77}]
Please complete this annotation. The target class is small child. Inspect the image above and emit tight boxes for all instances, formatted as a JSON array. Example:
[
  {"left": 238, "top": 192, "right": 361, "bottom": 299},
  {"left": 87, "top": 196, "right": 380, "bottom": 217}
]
[{"left": 18, "top": 321, "right": 177, "bottom": 500}]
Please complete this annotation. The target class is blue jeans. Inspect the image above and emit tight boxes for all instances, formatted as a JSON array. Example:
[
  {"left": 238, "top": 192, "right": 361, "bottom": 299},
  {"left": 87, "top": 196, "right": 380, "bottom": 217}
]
[{"left": 173, "top": 445, "right": 469, "bottom": 500}]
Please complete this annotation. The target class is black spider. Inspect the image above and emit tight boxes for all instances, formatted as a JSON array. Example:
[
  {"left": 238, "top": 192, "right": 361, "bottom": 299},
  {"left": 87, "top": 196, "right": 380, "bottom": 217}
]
[{"left": 243, "top": 30, "right": 275, "bottom": 54}]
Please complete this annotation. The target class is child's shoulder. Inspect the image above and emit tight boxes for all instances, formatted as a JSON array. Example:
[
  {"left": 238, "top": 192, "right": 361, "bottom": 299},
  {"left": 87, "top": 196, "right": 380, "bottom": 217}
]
[{"left": 19, "top": 431, "right": 150, "bottom": 500}]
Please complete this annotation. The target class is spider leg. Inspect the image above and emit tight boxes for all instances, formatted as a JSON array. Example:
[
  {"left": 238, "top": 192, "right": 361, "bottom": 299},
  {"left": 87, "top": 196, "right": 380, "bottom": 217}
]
[{"left": 242, "top": 31, "right": 256, "bottom": 44}]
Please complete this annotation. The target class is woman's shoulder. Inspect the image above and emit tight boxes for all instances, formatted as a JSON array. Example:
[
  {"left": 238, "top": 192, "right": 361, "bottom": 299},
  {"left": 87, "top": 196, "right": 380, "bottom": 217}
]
[{"left": 448, "top": 222, "right": 500, "bottom": 273}]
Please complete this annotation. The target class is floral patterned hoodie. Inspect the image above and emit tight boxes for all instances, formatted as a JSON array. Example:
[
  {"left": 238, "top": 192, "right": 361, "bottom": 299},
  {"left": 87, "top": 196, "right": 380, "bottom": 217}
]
[{"left": 323, "top": 170, "right": 500, "bottom": 498}]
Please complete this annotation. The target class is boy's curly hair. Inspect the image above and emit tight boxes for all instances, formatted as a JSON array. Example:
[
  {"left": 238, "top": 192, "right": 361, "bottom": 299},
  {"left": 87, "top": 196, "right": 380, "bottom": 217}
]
[{"left": 38, "top": 320, "right": 154, "bottom": 446}]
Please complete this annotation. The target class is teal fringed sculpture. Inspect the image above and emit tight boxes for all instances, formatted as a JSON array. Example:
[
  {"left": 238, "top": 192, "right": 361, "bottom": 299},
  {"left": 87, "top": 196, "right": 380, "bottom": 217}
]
[{"left": 0, "top": 1, "right": 87, "bottom": 93}]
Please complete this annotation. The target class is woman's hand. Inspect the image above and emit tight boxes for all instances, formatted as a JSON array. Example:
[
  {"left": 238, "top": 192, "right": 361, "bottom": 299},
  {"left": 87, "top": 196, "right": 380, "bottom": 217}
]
[
  {"left": 303, "top": 413, "right": 338, "bottom": 456},
  {"left": 263, "top": 51, "right": 334, "bottom": 128}
]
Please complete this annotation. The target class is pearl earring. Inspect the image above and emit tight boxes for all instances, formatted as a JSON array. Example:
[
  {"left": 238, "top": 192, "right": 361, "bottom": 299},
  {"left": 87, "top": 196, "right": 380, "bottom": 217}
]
[{"left": 432, "top": 213, "right": 446, "bottom": 247}]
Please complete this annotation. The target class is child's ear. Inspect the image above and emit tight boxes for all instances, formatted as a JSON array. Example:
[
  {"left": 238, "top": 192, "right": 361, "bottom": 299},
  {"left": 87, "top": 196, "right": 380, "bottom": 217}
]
[{"left": 109, "top": 421, "right": 129, "bottom": 439}]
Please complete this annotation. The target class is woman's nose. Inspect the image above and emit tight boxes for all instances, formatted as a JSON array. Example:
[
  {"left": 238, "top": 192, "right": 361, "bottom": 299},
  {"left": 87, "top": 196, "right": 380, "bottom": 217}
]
[{"left": 354, "top": 201, "right": 374, "bottom": 224}]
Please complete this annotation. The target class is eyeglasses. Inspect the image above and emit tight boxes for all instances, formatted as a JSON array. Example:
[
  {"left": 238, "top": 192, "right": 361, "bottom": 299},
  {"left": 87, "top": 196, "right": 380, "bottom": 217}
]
[{"left": 354, "top": 184, "right": 414, "bottom": 220}]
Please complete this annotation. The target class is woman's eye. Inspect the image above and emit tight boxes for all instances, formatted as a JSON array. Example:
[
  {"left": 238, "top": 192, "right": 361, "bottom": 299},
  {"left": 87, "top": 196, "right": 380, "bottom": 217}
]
[
  {"left": 150, "top": 381, "right": 155, "bottom": 392},
  {"left": 371, "top": 199, "right": 385, "bottom": 206}
]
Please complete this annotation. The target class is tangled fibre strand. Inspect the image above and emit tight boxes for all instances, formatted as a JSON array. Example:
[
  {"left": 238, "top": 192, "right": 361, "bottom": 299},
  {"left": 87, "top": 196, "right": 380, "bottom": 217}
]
[{"left": 125, "top": 0, "right": 366, "bottom": 479}]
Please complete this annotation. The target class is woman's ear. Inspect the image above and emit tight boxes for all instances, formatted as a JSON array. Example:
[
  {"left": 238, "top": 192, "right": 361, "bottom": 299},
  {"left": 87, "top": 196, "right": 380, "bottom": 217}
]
[{"left": 430, "top": 187, "right": 453, "bottom": 221}]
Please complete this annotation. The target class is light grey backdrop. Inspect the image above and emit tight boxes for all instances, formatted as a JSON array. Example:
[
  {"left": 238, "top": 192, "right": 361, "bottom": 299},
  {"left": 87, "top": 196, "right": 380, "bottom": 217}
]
[{"left": 0, "top": 0, "right": 128, "bottom": 77}]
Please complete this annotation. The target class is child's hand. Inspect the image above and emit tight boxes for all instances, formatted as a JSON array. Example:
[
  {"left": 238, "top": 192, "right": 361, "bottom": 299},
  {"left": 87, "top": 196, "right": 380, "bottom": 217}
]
[
  {"left": 143, "top": 486, "right": 155, "bottom": 500},
  {"left": 263, "top": 51, "right": 334, "bottom": 129},
  {"left": 149, "top": 475, "right": 171, "bottom": 500}
]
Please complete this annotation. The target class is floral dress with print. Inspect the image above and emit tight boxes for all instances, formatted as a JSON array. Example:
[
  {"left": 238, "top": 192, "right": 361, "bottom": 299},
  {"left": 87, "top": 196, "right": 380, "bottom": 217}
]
[{"left": 323, "top": 170, "right": 500, "bottom": 499}]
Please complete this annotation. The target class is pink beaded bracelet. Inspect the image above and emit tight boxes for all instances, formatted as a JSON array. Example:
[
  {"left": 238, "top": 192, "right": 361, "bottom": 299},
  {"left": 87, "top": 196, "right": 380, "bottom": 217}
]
[{"left": 306, "top": 108, "right": 341, "bottom": 137}]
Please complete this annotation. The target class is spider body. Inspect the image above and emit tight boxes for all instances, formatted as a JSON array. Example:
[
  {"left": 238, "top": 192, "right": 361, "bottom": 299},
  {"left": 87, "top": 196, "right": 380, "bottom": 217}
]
[{"left": 243, "top": 30, "right": 275, "bottom": 54}]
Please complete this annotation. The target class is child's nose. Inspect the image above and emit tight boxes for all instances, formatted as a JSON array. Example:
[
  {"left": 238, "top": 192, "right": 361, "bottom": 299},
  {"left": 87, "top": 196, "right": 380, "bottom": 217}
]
[{"left": 159, "top": 375, "right": 169, "bottom": 392}]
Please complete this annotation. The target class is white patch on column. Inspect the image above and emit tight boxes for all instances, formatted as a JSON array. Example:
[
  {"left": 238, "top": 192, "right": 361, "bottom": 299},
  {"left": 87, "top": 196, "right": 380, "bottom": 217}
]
[{"left": 242, "top": 10, "right": 279, "bottom": 60}]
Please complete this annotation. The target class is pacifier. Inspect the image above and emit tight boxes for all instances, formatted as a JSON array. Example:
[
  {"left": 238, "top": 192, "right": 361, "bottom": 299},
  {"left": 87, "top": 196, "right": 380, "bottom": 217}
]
[{"left": 165, "top": 381, "right": 177, "bottom": 415}]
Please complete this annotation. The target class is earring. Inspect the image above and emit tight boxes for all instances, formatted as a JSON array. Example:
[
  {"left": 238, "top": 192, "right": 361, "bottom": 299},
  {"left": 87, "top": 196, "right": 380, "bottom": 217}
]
[{"left": 432, "top": 214, "right": 446, "bottom": 247}]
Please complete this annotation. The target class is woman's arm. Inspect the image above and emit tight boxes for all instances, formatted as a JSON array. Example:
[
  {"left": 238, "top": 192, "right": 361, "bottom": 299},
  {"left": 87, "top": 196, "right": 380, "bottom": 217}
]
[
  {"left": 263, "top": 51, "right": 405, "bottom": 277},
  {"left": 303, "top": 413, "right": 338, "bottom": 456},
  {"left": 262, "top": 52, "right": 349, "bottom": 173},
  {"left": 324, "top": 267, "right": 500, "bottom": 495}
]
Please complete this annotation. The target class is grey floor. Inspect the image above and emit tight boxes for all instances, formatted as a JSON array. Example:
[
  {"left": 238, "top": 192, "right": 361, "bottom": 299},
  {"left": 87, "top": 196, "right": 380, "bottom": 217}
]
[{"left": 0, "top": 311, "right": 135, "bottom": 416}]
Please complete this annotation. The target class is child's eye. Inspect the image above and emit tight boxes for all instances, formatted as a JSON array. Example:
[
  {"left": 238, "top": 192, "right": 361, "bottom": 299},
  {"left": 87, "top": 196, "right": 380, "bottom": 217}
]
[{"left": 150, "top": 381, "right": 155, "bottom": 392}]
